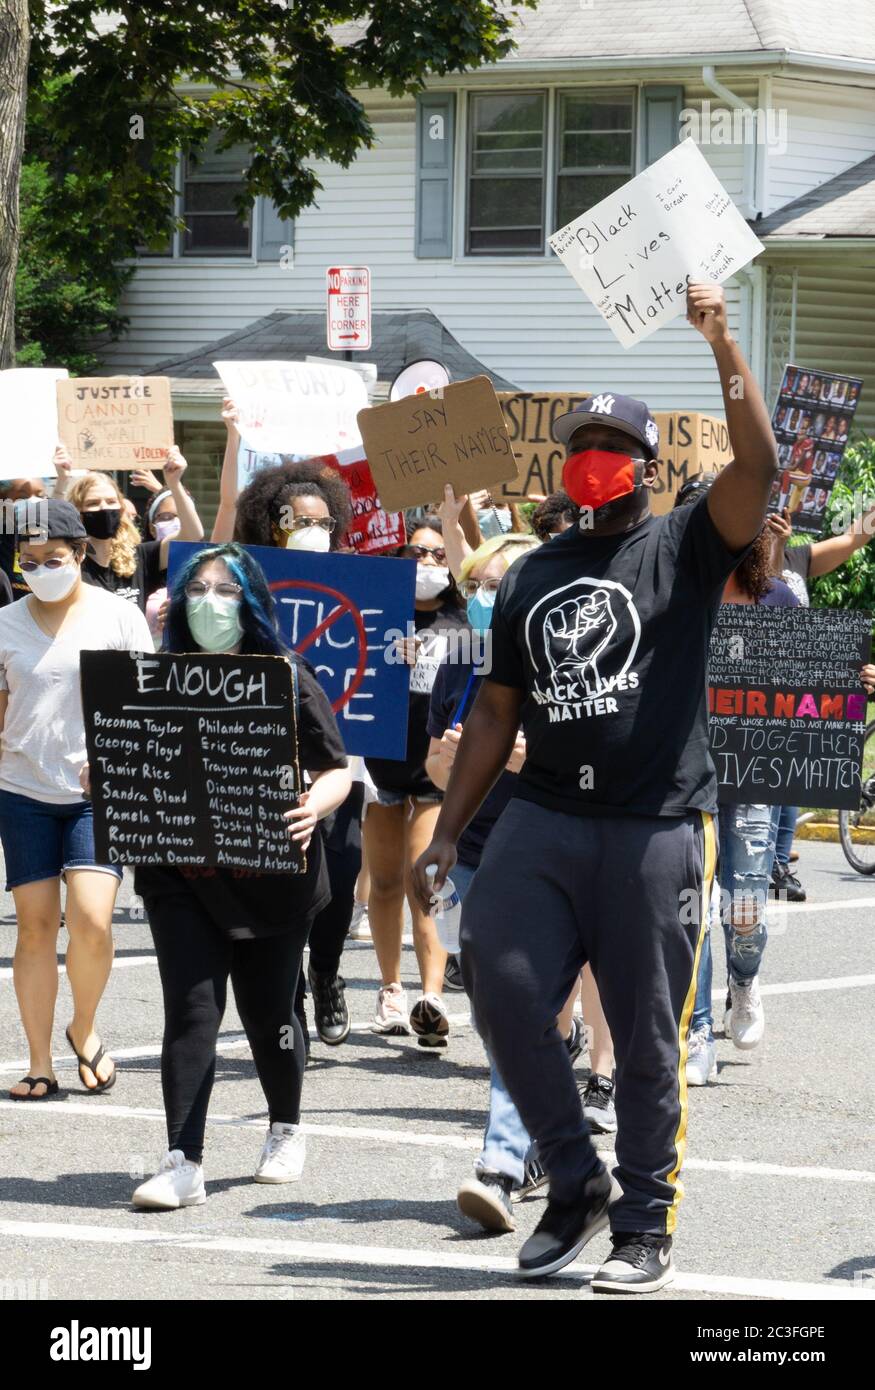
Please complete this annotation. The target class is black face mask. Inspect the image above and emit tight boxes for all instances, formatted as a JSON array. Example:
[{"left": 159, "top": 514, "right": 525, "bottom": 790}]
[{"left": 81, "top": 508, "right": 122, "bottom": 540}]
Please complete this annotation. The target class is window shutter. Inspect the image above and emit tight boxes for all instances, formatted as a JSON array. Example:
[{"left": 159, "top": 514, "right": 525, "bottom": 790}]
[
  {"left": 640, "top": 85, "right": 684, "bottom": 166},
  {"left": 415, "top": 93, "right": 456, "bottom": 258},
  {"left": 257, "top": 197, "right": 293, "bottom": 261}
]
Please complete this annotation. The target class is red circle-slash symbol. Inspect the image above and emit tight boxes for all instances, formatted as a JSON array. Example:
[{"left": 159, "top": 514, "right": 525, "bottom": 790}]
[{"left": 269, "top": 579, "right": 368, "bottom": 714}]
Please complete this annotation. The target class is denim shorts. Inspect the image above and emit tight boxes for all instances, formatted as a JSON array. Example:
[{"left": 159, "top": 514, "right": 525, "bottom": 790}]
[
  {"left": 0, "top": 789, "right": 123, "bottom": 890},
  {"left": 373, "top": 788, "right": 442, "bottom": 809}
]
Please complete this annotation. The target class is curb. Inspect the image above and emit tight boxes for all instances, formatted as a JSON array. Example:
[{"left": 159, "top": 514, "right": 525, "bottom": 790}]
[{"left": 796, "top": 822, "right": 875, "bottom": 844}]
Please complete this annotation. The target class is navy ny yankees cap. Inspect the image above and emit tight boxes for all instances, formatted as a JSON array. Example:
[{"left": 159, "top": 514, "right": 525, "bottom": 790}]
[{"left": 553, "top": 393, "right": 660, "bottom": 460}]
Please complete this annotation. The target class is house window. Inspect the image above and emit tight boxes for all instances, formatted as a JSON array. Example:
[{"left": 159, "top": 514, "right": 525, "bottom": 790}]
[
  {"left": 555, "top": 90, "right": 636, "bottom": 230},
  {"left": 466, "top": 91, "right": 546, "bottom": 254},
  {"left": 182, "top": 133, "right": 252, "bottom": 256}
]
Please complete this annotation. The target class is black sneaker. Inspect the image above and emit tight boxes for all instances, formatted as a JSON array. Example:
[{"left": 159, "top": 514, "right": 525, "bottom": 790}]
[
  {"left": 443, "top": 954, "right": 465, "bottom": 993},
  {"left": 307, "top": 967, "right": 350, "bottom": 1046},
  {"left": 518, "top": 1165, "right": 612, "bottom": 1278},
  {"left": 456, "top": 1172, "right": 515, "bottom": 1233},
  {"left": 514, "top": 1147, "right": 548, "bottom": 1201},
  {"left": 591, "top": 1232, "right": 674, "bottom": 1294},
  {"left": 564, "top": 1016, "right": 584, "bottom": 1063},
  {"left": 771, "top": 862, "right": 806, "bottom": 902},
  {"left": 580, "top": 1073, "right": 617, "bottom": 1134}
]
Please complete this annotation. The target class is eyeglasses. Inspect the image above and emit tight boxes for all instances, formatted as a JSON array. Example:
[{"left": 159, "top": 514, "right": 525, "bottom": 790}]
[
  {"left": 184, "top": 580, "right": 243, "bottom": 600},
  {"left": 283, "top": 516, "right": 336, "bottom": 533},
  {"left": 401, "top": 544, "right": 447, "bottom": 563},
  {"left": 458, "top": 577, "right": 502, "bottom": 600},
  {"left": 18, "top": 556, "right": 72, "bottom": 572}
]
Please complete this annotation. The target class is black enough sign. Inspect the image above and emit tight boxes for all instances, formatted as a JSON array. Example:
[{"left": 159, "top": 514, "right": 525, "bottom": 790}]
[
  {"left": 707, "top": 605, "right": 871, "bottom": 809},
  {"left": 81, "top": 650, "right": 302, "bottom": 872}
]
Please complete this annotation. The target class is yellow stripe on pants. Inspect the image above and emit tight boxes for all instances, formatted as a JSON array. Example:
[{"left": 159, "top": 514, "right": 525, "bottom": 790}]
[{"left": 665, "top": 810, "right": 717, "bottom": 1235}]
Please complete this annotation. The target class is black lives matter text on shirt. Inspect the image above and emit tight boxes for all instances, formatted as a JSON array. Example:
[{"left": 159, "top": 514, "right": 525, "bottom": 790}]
[
  {"left": 708, "top": 605, "right": 871, "bottom": 809},
  {"left": 81, "top": 650, "right": 303, "bottom": 872}
]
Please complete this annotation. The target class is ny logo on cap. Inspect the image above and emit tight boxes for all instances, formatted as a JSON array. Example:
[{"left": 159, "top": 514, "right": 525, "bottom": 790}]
[{"left": 589, "top": 394, "right": 615, "bottom": 415}]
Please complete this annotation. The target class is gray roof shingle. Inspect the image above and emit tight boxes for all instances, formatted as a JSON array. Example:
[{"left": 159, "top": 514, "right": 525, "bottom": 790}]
[
  {"left": 755, "top": 154, "right": 875, "bottom": 237},
  {"left": 146, "top": 310, "right": 519, "bottom": 390}
]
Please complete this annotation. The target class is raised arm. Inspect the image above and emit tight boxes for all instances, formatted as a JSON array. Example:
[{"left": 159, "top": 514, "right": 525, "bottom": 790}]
[
  {"left": 808, "top": 501, "right": 875, "bottom": 577},
  {"left": 211, "top": 398, "right": 241, "bottom": 542},
  {"left": 411, "top": 678, "right": 522, "bottom": 909},
  {"left": 687, "top": 284, "right": 778, "bottom": 552},
  {"left": 437, "top": 485, "right": 474, "bottom": 579}
]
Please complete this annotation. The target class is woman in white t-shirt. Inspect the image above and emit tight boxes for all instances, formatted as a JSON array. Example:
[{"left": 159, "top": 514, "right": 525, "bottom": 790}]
[{"left": 0, "top": 500, "right": 153, "bottom": 1101}]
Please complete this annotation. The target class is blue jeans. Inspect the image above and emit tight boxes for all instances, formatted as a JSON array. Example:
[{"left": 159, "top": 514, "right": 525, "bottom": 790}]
[
  {"left": 0, "top": 788, "right": 123, "bottom": 890},
  {"left": 772, "top": 804, "right": 798, "bottom": 866},
  {"left": 453, "top": 858, "right": 531, "bottom": 1187},
  {"left": 691, "top": 803, "right": 775, "bottom": 1040}
]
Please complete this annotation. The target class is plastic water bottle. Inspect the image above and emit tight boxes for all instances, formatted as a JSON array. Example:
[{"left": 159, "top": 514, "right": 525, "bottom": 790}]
[{"left": 426, "top": 865, "right": 462, "bottom": 954}]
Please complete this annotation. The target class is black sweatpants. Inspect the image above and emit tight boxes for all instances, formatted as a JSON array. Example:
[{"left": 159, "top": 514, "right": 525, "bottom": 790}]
[
  {"left": 147, "top": 893, "right": 309, "bottom": 1163},
  {"left": 296, "top": 782, "right": 364, "bottom": 1012},
  {"left": 460, "top": 799, "right": 716, "bottom": 1235}
]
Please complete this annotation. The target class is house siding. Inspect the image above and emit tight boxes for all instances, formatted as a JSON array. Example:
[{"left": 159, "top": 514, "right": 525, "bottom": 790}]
[{"left": 767, "top": 79, "right": 875, "bottom": 214}]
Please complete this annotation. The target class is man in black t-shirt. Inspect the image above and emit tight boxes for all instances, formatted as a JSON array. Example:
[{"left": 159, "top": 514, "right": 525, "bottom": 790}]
[{"left": 413, "top": 284, "right": 778, "bottom": 1292}]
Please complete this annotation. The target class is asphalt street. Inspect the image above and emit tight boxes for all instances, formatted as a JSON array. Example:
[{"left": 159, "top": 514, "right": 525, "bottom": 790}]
[{"left": 0, "top": 838, "right": 874, "bottom": 1303}]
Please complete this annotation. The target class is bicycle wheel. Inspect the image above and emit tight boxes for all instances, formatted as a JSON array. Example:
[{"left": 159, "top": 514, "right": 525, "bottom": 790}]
[{"left": 839, "top": 720, "right": 875, "bottom": 874}]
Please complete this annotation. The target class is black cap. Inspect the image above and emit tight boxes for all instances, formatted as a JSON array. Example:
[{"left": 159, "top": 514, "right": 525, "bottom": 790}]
[
  {"left": 553, "top": 393, "right": 660, "bottom": 460},
  {"left": 14, "top": 497, "right": 87, "bottom": 542}
]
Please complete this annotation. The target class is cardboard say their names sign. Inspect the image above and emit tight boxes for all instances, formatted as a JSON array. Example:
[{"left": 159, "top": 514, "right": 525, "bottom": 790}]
[
  {"left": 708, "top": 605, "right": 871, "bottom": 810},
  {"left": 357, "top": 375, "right": 516, "bottom": 512},
  {"left": 549, "top": 140, "right": 763, "bottom": 348},
  {"left": 217, "top": 359, "right": 367, "bottom": 458},
  {"left": 494, "top": 392, "right": 730, "bottom": 504},
  {"left": 0, "top": 367, "right": 69, "bottom": 481},
  {"left": 82, "top": 650, "right": 303, "bottom": 872},
  {"left": 56, "top": 376, "right": 174, "bottom": 470}
]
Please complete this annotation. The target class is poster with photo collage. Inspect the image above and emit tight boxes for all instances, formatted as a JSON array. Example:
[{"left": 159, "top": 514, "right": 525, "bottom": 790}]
[{"left": 769, "top": 365, "right": 863, "bottom": 534}]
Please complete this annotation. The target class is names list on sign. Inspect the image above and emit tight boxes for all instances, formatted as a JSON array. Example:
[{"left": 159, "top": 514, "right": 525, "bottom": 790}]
[{"left": 81, "top": 651, "right": 302, "bottom": 872}]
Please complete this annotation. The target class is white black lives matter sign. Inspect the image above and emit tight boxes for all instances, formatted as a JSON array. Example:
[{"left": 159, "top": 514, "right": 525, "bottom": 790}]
[
  {"left": 549, "top": 140, "right": 763, "bottom": 347},
  {"left": 81, "top": 651, "right": 303, "bottom": 872}
]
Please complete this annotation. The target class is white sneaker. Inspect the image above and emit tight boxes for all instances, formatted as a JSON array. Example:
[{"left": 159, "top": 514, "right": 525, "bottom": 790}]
[
  {"left": 254, "top": 1122, "right": 306, "bottom": 1184},
  {"left": 724, "top": 976, "right": 765, "bottom": 1050},
  {"left": 409, "top": 992, "right": 450, "bottom": 1048},
  {"left": 132, "top": 1149, "right": 206, "bottom": 1210},
  {"left": 686, "top": 1026, "right": 717, "bottom": 1085},
  {"left": 348, "top": 902, "right": 371, "bottom": 941},
  {"left": 372, "top": 983, "right": 411, "bottom": 1035}
]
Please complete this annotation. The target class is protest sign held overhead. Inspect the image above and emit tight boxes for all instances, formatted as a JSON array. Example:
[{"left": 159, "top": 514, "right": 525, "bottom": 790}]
[
  {"left": 496, "top": 392, "right": 590, "bottom": 500},
  {"left": 82, "top": 651, "right": 303, "bottom": 873},
  {"left": 56, "top": 376, "right": 174, "bottom": 469},
  {"left": 0, "top": 367, "right": 68, "bottom": 481},
  {"left": 708, "top": 605, "right": 871, "bottom": 809},
  {"left": 168, "top": 542, "right": 414, "bottom": 760},
  {"left": 215, "top": 359, "right": 367, "bottom": 457},
  {"left": 549, "top": 139, "right": 763, "bottom": 348},
  {"left": 649, "top": 411, "right": 732, "bottom": 514},
  {"left": 357, "top": 375, "right": 516, "bottom": 512},
  {"left": 317, "top": 446, "right": 404, "bottom": 555},
  {"left": 770, "top": 365, "right": 864, "bottom": 534}
]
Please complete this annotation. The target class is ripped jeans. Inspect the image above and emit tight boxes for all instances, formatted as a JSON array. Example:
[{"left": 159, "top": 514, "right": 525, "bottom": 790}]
[{"left": 691, "top": 803, "right": 775, "bottom": 1039}]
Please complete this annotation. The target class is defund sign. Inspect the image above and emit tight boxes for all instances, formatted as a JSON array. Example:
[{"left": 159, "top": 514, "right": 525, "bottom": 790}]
[{"left": 167, "top": 543, "right": 414, "bottom": 760}]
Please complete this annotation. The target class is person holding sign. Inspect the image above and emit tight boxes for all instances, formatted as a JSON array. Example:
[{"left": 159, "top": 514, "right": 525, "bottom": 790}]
[
  {"left": 413, "top": 284, "right": 779, "bottom": 1291},
  {"left": 0, "top": 501, "right": 153, "bottom": 1101},
  {"left": 126, "top": 544, "right": 350, "bottom": 1209}
]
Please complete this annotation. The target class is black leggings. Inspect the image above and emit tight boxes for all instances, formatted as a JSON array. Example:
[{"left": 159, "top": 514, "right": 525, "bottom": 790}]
[
  {"left": 298, "top": 782, "right": 364, "bottom": 1000},
  {"left": 147, "top": 893, "right": 309, "bottom": 1163}
]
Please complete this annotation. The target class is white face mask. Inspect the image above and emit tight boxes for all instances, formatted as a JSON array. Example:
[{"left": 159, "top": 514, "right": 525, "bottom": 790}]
[
  {"left": 154, "top": 518, "right": 181, "bottom": 542},
  {"left": 415, "top": 563, "right": 450, "bottom": 602},
  {"left": 25, "top": 562, "right": 79, "bottom": 603},
  {"left": 284, "top": 526, "right": 331, "bottom": 553}
]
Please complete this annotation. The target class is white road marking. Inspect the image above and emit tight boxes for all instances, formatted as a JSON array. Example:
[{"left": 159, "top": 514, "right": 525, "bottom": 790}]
[
  {"left": 713, "top": 973, "right": 875, "bottom": 1000},
  {"left": 4, "top": 1099, "right": 875, "bottom": 1185},
  {"left": 0, "top": 954, "right": 156, "bottom": 982},
  {"left": 0, "top": 1219, "right": 869, "bottom": 1300}
]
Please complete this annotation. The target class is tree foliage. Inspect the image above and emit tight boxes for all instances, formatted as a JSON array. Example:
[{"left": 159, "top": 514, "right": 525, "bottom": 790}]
[{"left": 806, "top": 434, "right": 875, "bottom": 611}]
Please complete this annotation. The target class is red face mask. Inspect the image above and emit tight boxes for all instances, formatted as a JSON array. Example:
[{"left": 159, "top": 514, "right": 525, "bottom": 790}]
[{"left": 562, "top": 449, "right": 641, "bottom": 511}]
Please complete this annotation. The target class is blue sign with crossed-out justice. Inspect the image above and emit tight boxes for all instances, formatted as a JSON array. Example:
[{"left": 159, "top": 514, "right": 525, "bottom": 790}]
[{"left": 168, "top": 542, "right": 414, "bottom": 759}]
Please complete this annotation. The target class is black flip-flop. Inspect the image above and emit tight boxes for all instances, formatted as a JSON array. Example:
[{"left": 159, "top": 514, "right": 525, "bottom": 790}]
[
  {"left": 10, "top": 1076, "right": 59, "bottom": 1101},
  {"left": 65, "top": 1027, "right": 117, "bottom": 1094}
]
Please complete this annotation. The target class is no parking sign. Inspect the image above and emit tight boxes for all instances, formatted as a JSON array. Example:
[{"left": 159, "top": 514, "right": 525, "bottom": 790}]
[{"left": 168, "top": 543, "right": 414, "bottom": 759}]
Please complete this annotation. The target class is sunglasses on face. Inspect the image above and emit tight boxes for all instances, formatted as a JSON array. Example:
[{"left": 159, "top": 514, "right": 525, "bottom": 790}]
[
  {"left": 282, "top": 516, "right": 336, "bottom": 533},
  {"left": 401, "top": 543, "right": 447, "bottom": 563},
  {"left": 184, "top": 580, "right": 243, "bottom": 600},
  {"left": 18, "top": 556, "right": 74, "bottom": 572}
]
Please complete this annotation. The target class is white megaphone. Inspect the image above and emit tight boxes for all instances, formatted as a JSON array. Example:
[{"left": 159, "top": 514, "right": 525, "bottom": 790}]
[{"left": 389, "top": 359, "right": 451, "bottom": 401}]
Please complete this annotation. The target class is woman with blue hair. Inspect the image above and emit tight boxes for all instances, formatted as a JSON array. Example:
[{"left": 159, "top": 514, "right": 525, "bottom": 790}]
[{"left": 128, "top": 543, "right": 351, "bottom": 1210}]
